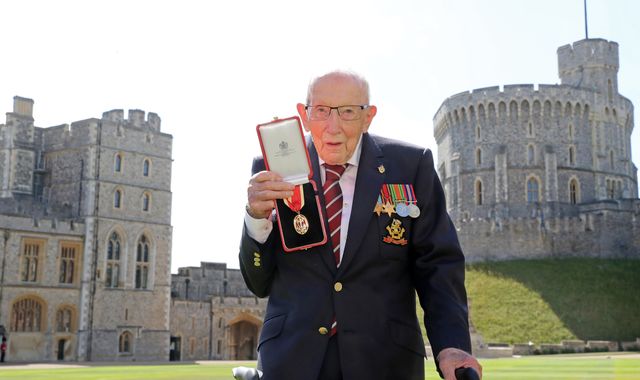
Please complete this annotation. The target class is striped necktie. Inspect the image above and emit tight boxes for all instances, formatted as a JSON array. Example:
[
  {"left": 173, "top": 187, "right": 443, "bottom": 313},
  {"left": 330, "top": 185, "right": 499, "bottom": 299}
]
[
  {"left": 323, "top": 164, "right": 347, "bottom": 266},
  {"left": 323, "top": 164, "right": 347, "bottom": 337}
]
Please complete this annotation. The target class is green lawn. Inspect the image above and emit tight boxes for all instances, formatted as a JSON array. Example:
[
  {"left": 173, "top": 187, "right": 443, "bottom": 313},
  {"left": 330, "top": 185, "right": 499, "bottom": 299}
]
[
  {"left": 465, "top": 258, "right": 640, "bottom": 344},
  {"left": 1, "top": 354, "right": 639, "bottom": 379}
]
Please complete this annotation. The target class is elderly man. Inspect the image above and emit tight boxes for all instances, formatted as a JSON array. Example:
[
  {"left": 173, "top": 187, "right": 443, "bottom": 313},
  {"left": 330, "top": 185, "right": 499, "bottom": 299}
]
[{"left": 241, "top": 71, "right": 482, "bottom": 380}]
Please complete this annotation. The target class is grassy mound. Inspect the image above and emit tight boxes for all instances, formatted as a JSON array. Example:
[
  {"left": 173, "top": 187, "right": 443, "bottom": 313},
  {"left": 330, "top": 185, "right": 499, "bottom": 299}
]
[{"left": 464, "top": 258, "right": 640, "bottom": 344}]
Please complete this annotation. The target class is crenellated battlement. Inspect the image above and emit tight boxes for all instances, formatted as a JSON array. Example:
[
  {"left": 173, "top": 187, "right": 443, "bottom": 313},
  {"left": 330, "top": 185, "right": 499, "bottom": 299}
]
[
  {"left": 102, "top": 108, "right": 161, "bottom": 131},
  {"left": 558, "top": 39, "right": 619, "bottom": 75}
]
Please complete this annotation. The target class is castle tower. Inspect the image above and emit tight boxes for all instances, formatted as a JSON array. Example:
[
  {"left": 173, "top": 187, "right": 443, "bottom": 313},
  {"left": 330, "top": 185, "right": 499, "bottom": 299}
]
[
  {"left": 0, "top": 98, "right": 173, "bottom": 363},
  {"left": 557, "top": 39, "right": 619, "bottom": 99},
  {"left": 433, "top": 39, "right": 638, "bottom": 261},
  {"left": 0, "top": 96, "right": 36, "bottom": 197}
]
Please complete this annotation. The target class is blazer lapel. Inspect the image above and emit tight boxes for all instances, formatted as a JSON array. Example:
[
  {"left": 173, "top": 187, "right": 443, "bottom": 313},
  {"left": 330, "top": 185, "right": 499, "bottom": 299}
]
[
  {"left": 339, "top": 133, "right": 386, "bottom": 274},
  {"left": 308, "top": 138, "right": 338, "bottom": 276}
]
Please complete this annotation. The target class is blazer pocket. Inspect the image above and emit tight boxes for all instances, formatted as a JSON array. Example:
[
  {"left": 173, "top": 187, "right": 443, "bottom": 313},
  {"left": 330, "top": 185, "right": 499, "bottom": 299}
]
[
  {"left": 389, "top": 319, "right": 427, "bottom": 357},
  {"left": 258, "top": 314, "right": 287, "bottom": 350}
]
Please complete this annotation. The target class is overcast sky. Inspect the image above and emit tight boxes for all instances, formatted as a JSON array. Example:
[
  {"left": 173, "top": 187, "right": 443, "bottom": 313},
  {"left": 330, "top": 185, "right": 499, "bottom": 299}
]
[{"left": 2, "top": 0, "right": 638, "bottom": 271}]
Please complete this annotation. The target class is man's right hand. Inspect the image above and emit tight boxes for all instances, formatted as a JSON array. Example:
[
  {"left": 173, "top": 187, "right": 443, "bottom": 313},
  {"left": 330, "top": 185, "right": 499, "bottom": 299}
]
[{"left": 246, "top": 171, "right": 294, "bottom": 219}]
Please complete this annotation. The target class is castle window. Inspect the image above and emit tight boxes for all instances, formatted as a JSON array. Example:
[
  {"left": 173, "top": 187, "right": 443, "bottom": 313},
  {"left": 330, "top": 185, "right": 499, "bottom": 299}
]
[
  {"left": 114, "top": 189, "right": 122, "bottom": 209},
  {"left": 59, "top": 242, "right": 79, "bottom": 284},
  {"left": 528, "top": 122, "right": 533, "bottom": 137},
  {"left": 527, "top": 177, "right": 539, "bottom": 204},
  {"left": 475, "top": 148, "right": 482, "bottom": 167},
  {"left": 190, "top": 338, "right": 196, "bottom": 356},
  {"left": 115, "top": 153, "right": 122, "bottom": 173},
  {"left": 569, "top": 179, "right": 579, "bottom": 205},
  {"left": 119, "top": 331, "right": 133, "bottom": 354},
  {"left": 135, "top": 235, "right": 150, "bottom": 289},
  {"left": 143, "top": 159, "right": 150, "bottom": 177},
  {"left": 10, "top": 297, "right": 44, "bottom": 332},
  {"left": 569, "top": 146, "right": 576, "bottom": 166},
  {"left": 142, "top": 192, "right": 151, "bottom": 212},
  {"left": 527, "top": 145, "right": 535, "bottom": 165},
  {"left": 609, "top": 150, "right": 614, "bottom": 170},
  {"left": 55, "top": 307, "right": 74, "bottom": 332},
  {"left": 21, "top": 239, "right": 44, "bottom": 282},
  {"left": 476, "top": 126, "right": 481, "bottom": 140},
  {"left": 568, "top": 123, "right": 574, "bottom": 139},
  {"left": 106, "top": 232, "right": 121, "bottom": 288},
  {"left": 608, "top": 79, "right": 613, "bottom": 102},
  {"left": 606, "top": 179, "right": 615, "bottom": 199},
  {"left": 475, "top": 180, "right": 483, "bottom": 206}
]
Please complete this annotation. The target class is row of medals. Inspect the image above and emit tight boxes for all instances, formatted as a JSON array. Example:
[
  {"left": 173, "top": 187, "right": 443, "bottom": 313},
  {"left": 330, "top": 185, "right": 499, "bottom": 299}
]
[{"left": 375, "top": 201, "right": 421, "bottom": 218}]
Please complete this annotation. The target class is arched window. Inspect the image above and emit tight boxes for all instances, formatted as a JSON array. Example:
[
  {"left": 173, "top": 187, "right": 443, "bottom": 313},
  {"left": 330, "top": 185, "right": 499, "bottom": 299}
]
[
  {"left": 569, "top": 179, "right": 579, "bottom": 205},
  {"left": 568, "top": 123, "right": 574, "bottom": 139},
  {"left": 119, "top": 331, "right": 133, "bottom": 353},
  {"left": 475, "top": 148, "right": 482, "bottom": 167},
  {"left": 106, "top": 232, "right": 121, "bottom": 288},
  {"left": 115, "top": 153, "right": 122, "bottom": 173},
  {"left": 527, "top": 177, "right": 539, "bottom": 204},
  {"left": 142, "top": 192, "right": 150, "bottom": 212},
  {"left": 476, "top": 126, "right": 481, "bottom": 140},
  {"left": 143, "top": 159, "right": 150, "bottom": 177},
  {"left": 135, "top": 235, "right": 150, "bottom": 289},
  {"left": 56, "top": 307, "right": 74, "bottom": 332},
  {"left": 527, "top": 145, "right": 535, "bottom": 165},
  {"left": 475, "top": 180, "right": 483, "bottom": 206},
  {"left": 528, "top": 122, "right": 533, "bottom": 137},
  {"left": 10, "top": 297, "right": 44, "bottom": 332},
  {"left": 114, "top": 189, "right": 122, "bottom": 209}
]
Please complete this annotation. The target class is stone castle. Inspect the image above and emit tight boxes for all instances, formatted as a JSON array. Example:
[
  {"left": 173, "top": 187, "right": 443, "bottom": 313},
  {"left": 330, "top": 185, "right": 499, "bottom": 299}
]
[
  {"left": 169, "top": 262, "right": 266, "bottom": 361},
  {"left": 1, "top": 37, "right": 638, "bottom": 364},
  {"left": 0, "top": 99, "right": 174, "bottom": 361},
  {"left": 434, "top": 38, "right": 639, "bottom": 260},
  {"left": 0, "top": 97, "right": 266, "bottom": 363}
]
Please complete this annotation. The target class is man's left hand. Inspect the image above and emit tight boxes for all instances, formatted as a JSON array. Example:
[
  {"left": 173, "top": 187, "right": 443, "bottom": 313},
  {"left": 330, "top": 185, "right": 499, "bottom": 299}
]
[{"left": 437, "top": 347, "right": 482, "bottom": 380}]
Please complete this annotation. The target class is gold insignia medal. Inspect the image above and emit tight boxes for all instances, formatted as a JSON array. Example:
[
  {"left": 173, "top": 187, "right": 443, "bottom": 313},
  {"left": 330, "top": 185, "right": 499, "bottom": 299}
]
[
  {"left": 284, "top": 185, "right": 309, "bottom": 235},
  {"left": 383, "top": 218, "right": 408, "bottom": 246}
]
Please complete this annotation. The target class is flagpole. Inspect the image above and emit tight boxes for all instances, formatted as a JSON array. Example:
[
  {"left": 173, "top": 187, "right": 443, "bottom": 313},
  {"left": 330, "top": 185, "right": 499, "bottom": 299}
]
[{"left": 584, "top": 0, "right": 589, "bottom": 39}]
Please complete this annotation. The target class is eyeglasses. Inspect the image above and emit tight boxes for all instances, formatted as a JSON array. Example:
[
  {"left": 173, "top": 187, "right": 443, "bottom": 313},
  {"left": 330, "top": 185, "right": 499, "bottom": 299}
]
[{"left": 305, "top": 105, "right": 370, "bottom": 121}]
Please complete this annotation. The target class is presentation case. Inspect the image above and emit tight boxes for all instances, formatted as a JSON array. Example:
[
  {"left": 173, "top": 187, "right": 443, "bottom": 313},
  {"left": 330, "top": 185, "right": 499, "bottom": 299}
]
[{"left": 256, "top": 117, "right": 327, "bottom": 252}]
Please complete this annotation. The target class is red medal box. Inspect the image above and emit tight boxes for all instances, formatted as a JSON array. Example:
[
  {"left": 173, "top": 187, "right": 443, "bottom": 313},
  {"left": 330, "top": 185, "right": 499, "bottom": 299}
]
[{"left": 256, "top": 116, "right": 328, "bottom": 252}]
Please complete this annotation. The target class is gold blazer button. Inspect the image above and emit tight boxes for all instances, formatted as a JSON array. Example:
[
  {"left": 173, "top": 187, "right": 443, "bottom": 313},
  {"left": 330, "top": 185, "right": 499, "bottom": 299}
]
[
  {"left": 334, "top": 282, "right": 343, "bottom": 292},
  {"left": 318, "top": 327, "right": 329, "bottom": 335}
]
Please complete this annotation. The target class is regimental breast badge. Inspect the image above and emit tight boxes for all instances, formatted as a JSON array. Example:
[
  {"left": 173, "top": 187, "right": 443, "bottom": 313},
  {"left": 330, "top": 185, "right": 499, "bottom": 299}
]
[{"left": 383, "top": 218, "right": 408, "bottom": 246}]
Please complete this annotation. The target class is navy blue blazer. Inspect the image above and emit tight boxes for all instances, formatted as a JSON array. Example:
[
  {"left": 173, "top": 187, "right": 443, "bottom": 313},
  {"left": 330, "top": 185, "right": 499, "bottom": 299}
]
[{"left": 239, "top": 132, "right": 471, "bottom": 380}]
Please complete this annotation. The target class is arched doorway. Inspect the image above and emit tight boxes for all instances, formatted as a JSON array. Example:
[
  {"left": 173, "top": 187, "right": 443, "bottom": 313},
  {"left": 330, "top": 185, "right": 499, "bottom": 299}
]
[{"left": 228, "top": 317, "right": 260, "bottom": 360}]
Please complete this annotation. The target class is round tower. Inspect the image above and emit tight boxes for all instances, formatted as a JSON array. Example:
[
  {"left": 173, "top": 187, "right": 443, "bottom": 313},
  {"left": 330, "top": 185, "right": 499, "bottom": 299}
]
[{"left": 433, "top": 39, "right": 638, "bottom": 261}]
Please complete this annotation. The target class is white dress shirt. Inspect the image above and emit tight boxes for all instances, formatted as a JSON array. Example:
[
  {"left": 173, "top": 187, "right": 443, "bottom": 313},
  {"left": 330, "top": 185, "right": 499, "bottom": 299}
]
[{"left": 245, "top": 135, "right": 363, "bottom": 264}]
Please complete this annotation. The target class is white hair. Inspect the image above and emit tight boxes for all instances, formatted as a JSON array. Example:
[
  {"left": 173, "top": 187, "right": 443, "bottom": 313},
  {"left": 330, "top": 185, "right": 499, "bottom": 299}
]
[{"left": 305, "top": 70, "right": 371, "bottom": 105}]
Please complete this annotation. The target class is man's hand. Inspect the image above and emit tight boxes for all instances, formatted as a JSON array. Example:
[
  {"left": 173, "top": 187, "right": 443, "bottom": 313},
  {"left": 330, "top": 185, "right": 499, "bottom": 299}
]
[
  {"left": 247, "top": 171, "right": 294, "bottom": 219},
  {"left": 437, "top": 347, "right": 482, "bottom": 380}
]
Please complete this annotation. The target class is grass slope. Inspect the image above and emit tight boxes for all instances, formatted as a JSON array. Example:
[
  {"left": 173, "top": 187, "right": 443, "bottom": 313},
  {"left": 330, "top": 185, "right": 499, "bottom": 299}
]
[{"left": 465, "top": 258, "right": 640, "bottom": 344}]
